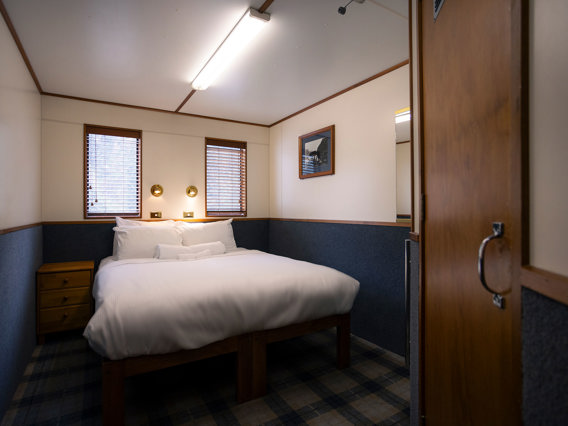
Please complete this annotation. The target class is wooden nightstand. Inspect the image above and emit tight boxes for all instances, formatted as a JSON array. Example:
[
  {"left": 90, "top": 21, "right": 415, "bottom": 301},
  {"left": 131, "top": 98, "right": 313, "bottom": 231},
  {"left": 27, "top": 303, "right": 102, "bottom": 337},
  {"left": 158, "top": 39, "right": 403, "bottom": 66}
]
[{"left": 36, "top": 261, "right": 94, "bottom": 344}]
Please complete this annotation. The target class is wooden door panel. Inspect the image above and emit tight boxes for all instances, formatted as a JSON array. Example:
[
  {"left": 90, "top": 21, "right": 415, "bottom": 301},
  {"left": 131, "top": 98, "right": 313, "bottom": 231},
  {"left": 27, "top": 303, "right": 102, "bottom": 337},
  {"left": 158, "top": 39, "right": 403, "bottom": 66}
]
[{"left": 420, "top": 0, "right": 521, "bottom": 424}]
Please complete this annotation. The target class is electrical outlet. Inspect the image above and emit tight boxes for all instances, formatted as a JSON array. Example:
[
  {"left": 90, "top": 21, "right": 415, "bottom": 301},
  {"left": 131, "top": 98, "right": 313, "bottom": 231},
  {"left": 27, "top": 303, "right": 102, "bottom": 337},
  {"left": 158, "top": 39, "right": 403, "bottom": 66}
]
[
  {"left": 183, "top": 211, "right": 194, "bottom": 218},
  {"left": 150, "top": 211, "right": 162, "bottom": 218}
]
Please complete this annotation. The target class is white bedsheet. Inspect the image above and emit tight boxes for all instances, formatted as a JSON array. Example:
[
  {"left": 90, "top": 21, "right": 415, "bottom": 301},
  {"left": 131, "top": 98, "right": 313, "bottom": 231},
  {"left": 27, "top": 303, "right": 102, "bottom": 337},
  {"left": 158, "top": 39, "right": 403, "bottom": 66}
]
[{"left": 83, "top": 250, "right": 359, "bottom": 360}]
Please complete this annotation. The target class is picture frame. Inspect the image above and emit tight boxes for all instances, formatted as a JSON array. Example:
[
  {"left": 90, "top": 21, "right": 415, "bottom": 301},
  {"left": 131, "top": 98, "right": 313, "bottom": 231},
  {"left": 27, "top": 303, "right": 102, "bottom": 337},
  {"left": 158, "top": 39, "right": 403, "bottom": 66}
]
[{"left": 298, "top": 125, "right": 335, "bottom": 179}]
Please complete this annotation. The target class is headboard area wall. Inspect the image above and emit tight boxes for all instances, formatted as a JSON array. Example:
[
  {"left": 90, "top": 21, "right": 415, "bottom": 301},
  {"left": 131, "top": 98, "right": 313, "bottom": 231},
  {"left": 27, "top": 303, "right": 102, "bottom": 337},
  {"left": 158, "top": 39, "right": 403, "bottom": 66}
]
[{"left": 42, "top": 219, "right": 270, "bottom": 268}]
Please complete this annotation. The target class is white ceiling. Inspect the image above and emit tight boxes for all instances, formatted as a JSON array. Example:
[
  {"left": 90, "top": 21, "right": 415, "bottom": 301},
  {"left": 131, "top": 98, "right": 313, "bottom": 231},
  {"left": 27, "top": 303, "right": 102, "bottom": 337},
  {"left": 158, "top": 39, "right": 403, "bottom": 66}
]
[{"left": 3, "top": 0, "right": 408, "bottom": 126}]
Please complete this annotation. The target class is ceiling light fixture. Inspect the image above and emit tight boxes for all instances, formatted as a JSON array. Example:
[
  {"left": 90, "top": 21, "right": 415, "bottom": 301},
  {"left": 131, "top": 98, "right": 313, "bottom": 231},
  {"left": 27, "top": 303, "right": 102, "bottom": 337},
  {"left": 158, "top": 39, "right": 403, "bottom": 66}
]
[
  {"left": 191, "top": 7, "right": 270, "bottom": 91},
  {"left": 338, "top": 0, "right": 366, "bottom": 15},
  {"left": 395, "top": 107, "right": 411, "bottom": 123}
]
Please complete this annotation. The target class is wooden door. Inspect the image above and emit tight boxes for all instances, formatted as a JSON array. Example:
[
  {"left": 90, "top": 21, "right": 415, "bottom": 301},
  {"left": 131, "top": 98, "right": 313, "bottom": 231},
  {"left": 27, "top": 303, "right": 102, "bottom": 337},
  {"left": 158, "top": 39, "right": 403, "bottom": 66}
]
[{"left": 419, "top": 0, "right": 522, "bottom": 424}]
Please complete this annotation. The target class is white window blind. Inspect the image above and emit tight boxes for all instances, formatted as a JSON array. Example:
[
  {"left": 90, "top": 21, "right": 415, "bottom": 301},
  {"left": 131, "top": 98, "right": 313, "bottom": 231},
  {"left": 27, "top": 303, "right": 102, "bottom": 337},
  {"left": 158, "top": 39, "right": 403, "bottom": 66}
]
[
  {"left": 84, "top": 125, "right": 141, "bottom": 218},
  {"left": 206, "top": 138, "right": 247, "bottom": 217}
]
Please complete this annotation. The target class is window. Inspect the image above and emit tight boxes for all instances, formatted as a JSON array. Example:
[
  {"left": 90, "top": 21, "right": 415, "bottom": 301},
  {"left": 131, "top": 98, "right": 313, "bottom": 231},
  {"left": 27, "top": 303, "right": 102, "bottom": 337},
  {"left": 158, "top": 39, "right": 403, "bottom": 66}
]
[
  {"left": 84, "top": 125, "right": 141, "bottom": 218},
  {"left": 205, "top": 138, "right": 247, "bottom": 217}
]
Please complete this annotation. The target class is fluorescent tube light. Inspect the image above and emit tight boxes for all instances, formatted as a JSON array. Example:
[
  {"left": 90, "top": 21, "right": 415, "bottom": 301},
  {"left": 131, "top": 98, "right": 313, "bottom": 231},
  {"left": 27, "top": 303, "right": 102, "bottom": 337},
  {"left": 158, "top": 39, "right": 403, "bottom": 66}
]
[
  {"left": 192, "top": 8, "right": 270, "bottom": 91},
  {"left": 395, "top": 107, "right": 411, "bottom": 123}
]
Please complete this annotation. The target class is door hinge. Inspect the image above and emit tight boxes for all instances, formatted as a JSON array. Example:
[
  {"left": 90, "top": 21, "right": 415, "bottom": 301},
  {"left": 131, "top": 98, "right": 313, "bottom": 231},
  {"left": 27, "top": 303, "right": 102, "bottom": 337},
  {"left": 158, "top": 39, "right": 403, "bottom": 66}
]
[
  {"left": 421, "top": 414, "right": 426, "bottom": 425},
  {"left": 420, "top": 193, "right": 426, "bottom": 222}
]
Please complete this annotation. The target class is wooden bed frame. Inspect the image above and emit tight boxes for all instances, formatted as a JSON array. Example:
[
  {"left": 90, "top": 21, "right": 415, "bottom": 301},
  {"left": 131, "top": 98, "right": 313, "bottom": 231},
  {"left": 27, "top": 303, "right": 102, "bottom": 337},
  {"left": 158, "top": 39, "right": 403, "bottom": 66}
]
[{"left": 102, "top": 313, "right": 351, "bottom": 425}]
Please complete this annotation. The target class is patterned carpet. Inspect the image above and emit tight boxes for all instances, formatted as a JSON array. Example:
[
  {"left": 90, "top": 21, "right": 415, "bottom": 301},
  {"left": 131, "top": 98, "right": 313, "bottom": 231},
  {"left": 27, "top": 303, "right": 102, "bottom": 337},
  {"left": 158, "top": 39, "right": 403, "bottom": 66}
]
[{"left": 2, "top": 330, "right": 409, "bottom": 425}]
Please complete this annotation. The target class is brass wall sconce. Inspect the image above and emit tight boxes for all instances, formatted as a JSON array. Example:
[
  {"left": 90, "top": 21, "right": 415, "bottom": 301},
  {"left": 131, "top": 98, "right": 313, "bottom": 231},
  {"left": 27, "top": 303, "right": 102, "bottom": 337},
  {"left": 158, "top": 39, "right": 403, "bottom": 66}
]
[
  {"left": 186, "top": 185, "right": 198, "bottom": 197},
  {"left": 150, "top": 184, "right": 163, "bottom": 197}
]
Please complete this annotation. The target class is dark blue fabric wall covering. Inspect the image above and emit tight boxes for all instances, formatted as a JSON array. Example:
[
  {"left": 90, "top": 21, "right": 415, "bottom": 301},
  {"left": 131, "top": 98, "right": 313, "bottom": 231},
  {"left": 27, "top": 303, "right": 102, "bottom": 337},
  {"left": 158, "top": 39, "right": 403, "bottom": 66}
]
[
  {"left": 43, "top": 223, "right": 115, "bottom": 269},
  {"left": 268, "top": 220, "right": 410, "bottom": 356},
  {"left": 522, "top": 287, "right": 568, "bottom": 425},
  {"left": 409, "top": 239, "right": 420, "bottom": 425},
  {"left": 0, "top": 226, "right": 42, "bottom": 419},
  {"left": 232, "top": 219, "right": 269, "bottom": 251},
  {"left": 42, "top": 220, "right": 269, "bottom": 270}
]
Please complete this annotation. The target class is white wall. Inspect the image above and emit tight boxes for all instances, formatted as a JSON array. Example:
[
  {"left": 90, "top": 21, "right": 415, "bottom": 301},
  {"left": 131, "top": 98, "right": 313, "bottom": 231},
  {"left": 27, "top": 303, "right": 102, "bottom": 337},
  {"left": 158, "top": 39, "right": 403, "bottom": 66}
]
[
  {"left": 269, "top": 65, "right": 409, "bottom": 222},
  {"left": 41, "top": 96, "right": 270, "bottom": 221},
  {"left": 529, "top": 0, "right": 568, "bottom": 276},
  {"left": 0, "top": 16, "right": 41, "bottom": 229},
  {"left": 396, "top": 142, "right": 411, "bottom": 216}
]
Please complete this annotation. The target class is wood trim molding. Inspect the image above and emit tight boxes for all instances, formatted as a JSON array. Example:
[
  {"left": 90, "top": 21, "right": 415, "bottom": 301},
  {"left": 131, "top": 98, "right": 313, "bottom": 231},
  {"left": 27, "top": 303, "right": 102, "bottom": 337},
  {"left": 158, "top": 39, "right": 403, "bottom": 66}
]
[
  {"left": 0, "top": 0, "right": 43, "bottom": 92},
  {"left": 41, "top": 92, "right": 270, "bottom": 128},
  {"left": 409, "top": 231, "right": 419, "bottom": 242},
  {"left": 270, "top": 60, "right": 410, "bottom": 127},
  {"left": 0, "top": 222, "right": 42, "bottom": 235},
  {"left": 258, "top": 0, "right": 274, "bottom": 14},
  {"left": 41, "top": 218, "right": 270, "bottom": 225},
  {"left": 270, "top": 218, "right": 411, "bottom": 227},
  {"left": 521, "top": 266, "right": 568, "bottom": 307},
  {"left": 40, "top": 218, "right": 408, "bottom": 227},
  {"left": 408, "top": 0, "right": 416, "bottom": 235},
  {"left": 175, "top": 89, "right": 197, "bottom": 112}
]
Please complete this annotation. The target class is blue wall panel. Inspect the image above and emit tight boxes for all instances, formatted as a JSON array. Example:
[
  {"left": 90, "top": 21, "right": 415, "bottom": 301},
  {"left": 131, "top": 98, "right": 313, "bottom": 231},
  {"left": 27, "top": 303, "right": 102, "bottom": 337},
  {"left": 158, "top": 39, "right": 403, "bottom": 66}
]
[
  {"left": 522, "top": 287, "right": 568, "bottom": 425},
  {"left": 42, "top": 220, "right": 269, "bottom": 270},
  {"left": 268, "top": 220, "right": 410, "bottom": 356},
  {"left": 232, "top": 219, "right": 269, "bottom": 252},
  {"left": 0, "top": 226, "right": 42, "bottom": 418},
  {"left": 43, "top": 223, "right": 115, "bottom": 268}
]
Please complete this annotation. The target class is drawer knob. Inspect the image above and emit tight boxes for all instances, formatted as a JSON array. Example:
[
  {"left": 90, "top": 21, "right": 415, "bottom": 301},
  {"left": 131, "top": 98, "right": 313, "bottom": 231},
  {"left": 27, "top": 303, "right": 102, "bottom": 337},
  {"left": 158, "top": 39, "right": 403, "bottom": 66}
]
[
  {"left": 63, "top": 279, "right": 69, "bottom": 284},
  {"left": 63, "top": 296, "right": 68, "bottom": 302},
  {"left": 62, "top": 313, "right": 69, "bottom": 320}
]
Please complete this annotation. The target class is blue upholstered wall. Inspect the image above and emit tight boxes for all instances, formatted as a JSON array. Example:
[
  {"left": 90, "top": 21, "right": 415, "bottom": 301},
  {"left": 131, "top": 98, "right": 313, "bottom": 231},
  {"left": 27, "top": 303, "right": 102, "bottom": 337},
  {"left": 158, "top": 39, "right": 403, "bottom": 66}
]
[
  {"left": 268, "top": 220, "right": 410, "bottom": 356},
  {"left": 43, "top": 222, "right": 115, "bottom": 267},
  {"left": 408, "top": 239, "right": 420, "bottom": 426},
  {"left": 42, "top": 220, "right": 270, "bottom": 267},
  {"left": 0, "top": 226, "right": 42, "bottom": 417},
  {"left": 522, "top": 287, "right": 568, "bottom": 424}
]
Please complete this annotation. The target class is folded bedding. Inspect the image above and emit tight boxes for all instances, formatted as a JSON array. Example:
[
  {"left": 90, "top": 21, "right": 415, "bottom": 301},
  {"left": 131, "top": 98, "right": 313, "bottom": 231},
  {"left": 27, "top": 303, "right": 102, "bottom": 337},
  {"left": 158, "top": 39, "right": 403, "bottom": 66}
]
[{"left": 83, "top": 250, "right": 359, "bottom": 360}]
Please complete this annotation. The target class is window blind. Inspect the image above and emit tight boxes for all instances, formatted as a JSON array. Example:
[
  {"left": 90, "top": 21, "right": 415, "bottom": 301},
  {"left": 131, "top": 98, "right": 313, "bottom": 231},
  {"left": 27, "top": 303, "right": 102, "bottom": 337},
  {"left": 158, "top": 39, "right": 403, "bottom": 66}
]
[
  {"left": 205, "top": 139, "right": 247, "bottom": 217},
  {"left": 84, "top": 125, "right": 141, "bottom": 218}
]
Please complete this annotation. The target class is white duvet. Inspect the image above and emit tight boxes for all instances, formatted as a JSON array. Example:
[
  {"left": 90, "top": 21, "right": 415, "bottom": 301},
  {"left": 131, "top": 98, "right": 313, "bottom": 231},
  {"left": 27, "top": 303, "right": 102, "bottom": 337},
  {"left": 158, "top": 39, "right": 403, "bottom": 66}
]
[{"left": 83, "top": 250, "right": 359, "bottom": 360}]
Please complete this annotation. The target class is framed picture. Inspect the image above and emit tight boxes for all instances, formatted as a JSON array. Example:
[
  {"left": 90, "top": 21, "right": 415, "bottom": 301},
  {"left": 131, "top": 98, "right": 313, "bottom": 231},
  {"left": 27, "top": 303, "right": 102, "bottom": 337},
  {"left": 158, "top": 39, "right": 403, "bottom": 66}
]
[{"left": 298, "top": 125, "right": 335, "bottom": 179}]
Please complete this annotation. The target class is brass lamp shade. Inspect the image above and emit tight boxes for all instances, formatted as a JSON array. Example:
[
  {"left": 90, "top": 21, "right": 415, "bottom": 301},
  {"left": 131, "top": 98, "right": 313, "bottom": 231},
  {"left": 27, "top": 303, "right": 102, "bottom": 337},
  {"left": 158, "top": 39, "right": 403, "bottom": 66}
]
[
  {"left": 150, "top": 184, "right": 163, "bottom": 197},
  {"left": 186, "top": 185, "right": 198, "bottom": 197}
]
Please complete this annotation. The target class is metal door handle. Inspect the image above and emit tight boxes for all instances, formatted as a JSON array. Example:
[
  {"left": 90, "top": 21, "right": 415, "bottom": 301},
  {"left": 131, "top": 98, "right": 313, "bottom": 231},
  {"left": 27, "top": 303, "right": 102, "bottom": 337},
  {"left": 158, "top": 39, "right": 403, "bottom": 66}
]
[{"left": 477, "top": 222, "right": 505, "bottom": 309}]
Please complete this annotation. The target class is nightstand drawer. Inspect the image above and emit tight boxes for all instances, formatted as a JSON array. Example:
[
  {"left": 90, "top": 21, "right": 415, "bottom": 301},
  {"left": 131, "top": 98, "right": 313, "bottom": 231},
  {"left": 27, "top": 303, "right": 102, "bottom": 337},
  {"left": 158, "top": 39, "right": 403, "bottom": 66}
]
[
  {"left": 39, "top": 305, "right": 91, "bottom": 333},
  {"left": 39, "top": 288, "right": 91, "bottom": 309},
  {"left": 38, "top": 270, "right": 91, "bottom": 290}
]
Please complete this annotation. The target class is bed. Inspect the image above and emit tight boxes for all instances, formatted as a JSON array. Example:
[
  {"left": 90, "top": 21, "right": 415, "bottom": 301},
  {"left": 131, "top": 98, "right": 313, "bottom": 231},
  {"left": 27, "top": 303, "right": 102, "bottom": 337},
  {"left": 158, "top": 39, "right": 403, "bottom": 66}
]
[{"left": 83, "top": 219, "right": 360, "bottom": 425}]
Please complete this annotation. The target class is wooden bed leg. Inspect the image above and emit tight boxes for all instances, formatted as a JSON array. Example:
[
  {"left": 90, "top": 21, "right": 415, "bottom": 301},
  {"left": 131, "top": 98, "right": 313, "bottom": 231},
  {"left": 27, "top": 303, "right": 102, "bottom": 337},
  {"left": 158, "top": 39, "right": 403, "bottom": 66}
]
[
  {"left": 251, "top": 333, "right": 267, "bottom": 399},
  {"left": 337, "top": 314, "right": 351, "bottom": 369},
  {"left": 102, "top": 360, "right": 125, "bottom": 426},
  {"left": 236, "top": 334, "right": 253, "bottom": 403},
  {"left": 236, "top": 332, "right": 267, "bottom": 402}
]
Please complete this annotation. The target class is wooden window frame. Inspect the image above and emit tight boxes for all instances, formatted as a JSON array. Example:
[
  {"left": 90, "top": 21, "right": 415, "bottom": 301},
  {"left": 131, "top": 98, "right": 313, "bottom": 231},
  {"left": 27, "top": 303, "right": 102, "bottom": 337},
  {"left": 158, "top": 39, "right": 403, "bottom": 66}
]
[
  {"left": 84, "top": 124, "right": 142, "bottom": 219},
  {"left": 205, "top": 138, "right": 247, "bottom": 218}
]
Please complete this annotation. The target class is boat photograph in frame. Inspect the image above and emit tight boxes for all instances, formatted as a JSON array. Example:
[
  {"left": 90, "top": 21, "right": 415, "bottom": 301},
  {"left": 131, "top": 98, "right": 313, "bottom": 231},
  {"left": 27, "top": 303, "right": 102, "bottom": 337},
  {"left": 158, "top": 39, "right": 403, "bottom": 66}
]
[{"left": 298, "top": 125, "right": 335, "bottom": 179}]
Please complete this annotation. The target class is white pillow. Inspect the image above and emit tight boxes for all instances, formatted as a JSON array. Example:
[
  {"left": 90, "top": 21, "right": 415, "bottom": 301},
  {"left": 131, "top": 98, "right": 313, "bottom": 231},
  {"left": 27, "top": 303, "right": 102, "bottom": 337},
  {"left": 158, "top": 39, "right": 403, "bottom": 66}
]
[
  {"left": 113, "top": 218, "right": 177, "bottom": 257},
  {"left": 177, "top": 250, "right": 212, "bottom": 260},
  {"left": 155, "top": 241, "right": 226, "bottom": 260},
  {"left": 115, "top": 217, "right": 176, "bottom": 227},
  {"left": 176, "top": 219, "right": 237, "bottom": 250},
  {"left": 114, "top": 227, "right": 182, "bottom": 260}
]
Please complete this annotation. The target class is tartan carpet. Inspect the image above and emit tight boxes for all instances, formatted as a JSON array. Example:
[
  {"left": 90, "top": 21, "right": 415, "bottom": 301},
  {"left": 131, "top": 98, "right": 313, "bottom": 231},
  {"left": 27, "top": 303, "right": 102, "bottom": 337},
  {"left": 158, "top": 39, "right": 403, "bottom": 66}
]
[{"left": 2, "top": 330, "right": 409, "bottom": 425}]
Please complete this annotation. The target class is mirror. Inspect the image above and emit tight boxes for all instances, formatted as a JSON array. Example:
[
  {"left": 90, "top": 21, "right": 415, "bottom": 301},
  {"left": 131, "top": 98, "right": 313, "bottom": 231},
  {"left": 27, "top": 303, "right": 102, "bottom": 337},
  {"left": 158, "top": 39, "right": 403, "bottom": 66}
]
[{"left": 395, "top": 108, "right": 411, "bottom": 223}]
